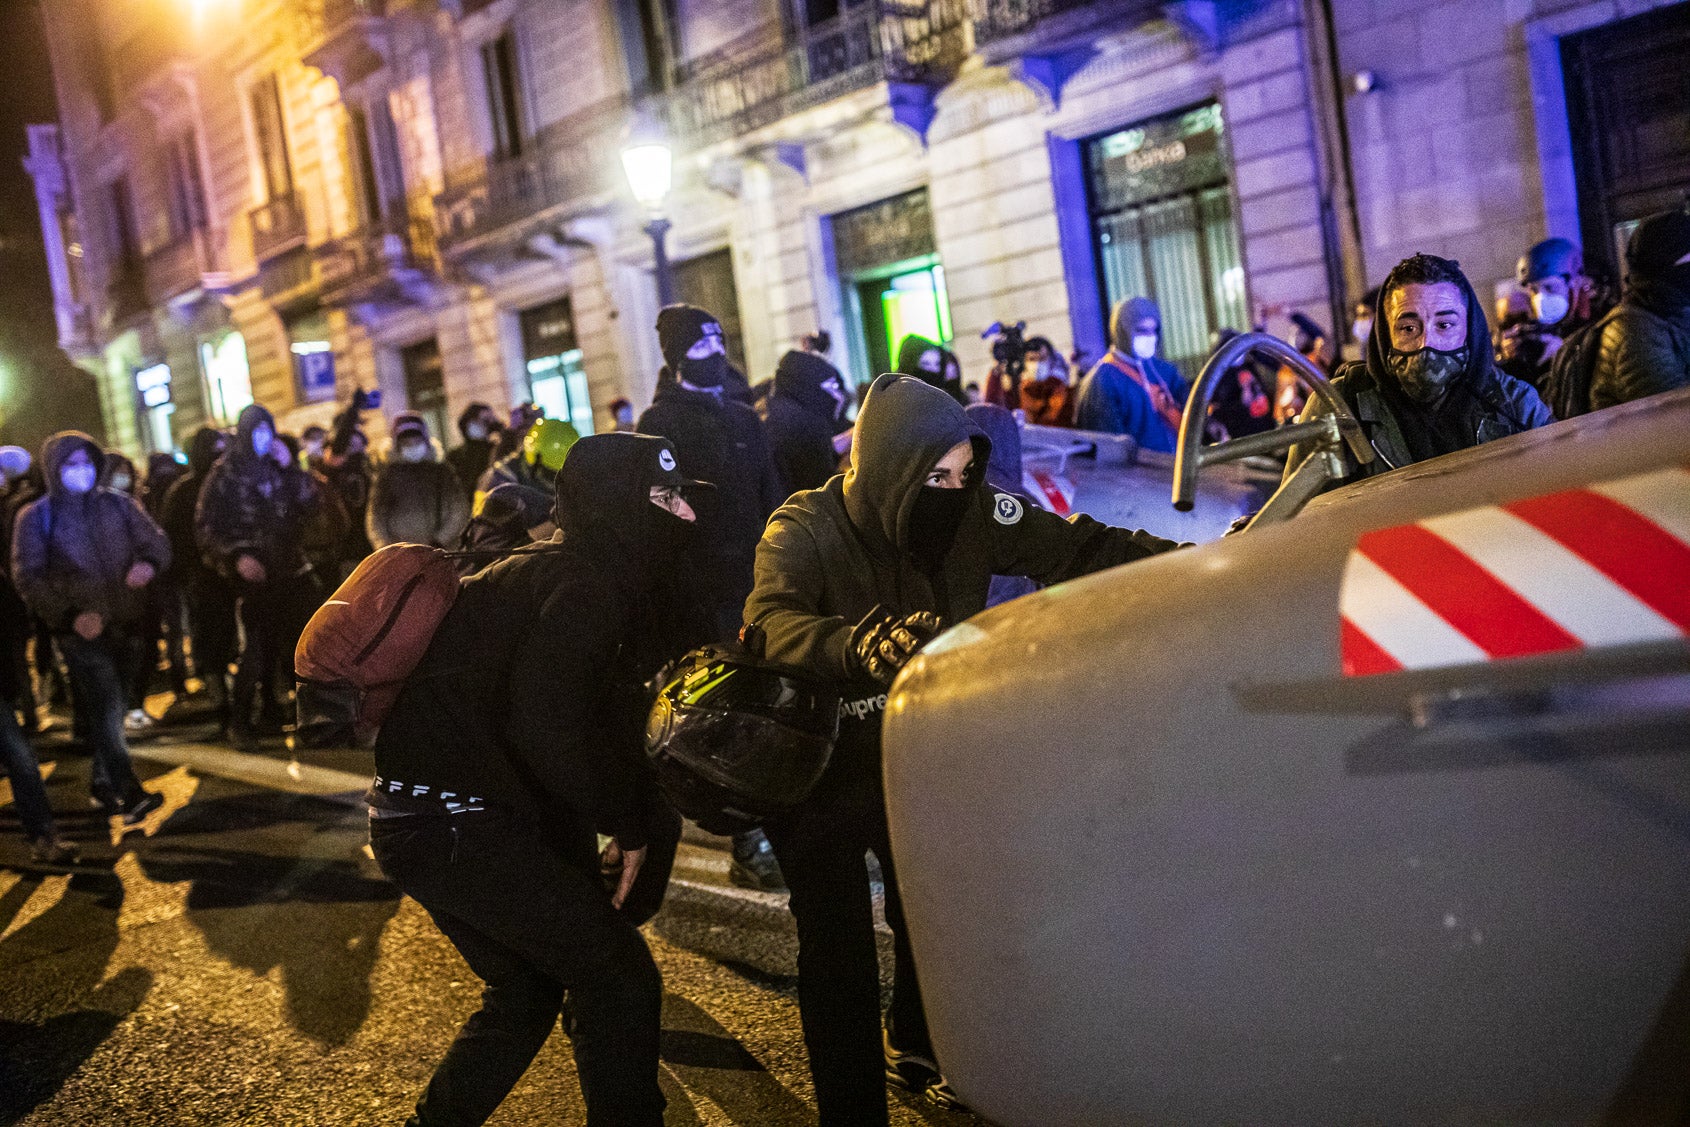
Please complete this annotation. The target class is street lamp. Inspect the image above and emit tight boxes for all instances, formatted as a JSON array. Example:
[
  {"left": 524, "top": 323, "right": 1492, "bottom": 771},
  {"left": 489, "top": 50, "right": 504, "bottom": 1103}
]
[{"left": 620, "top": 138, "right": 676, "bottom": 306}]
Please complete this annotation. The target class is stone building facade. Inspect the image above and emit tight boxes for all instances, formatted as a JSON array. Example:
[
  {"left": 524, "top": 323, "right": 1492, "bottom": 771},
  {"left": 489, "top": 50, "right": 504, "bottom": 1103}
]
[{"left": 24, "top": 0, "right": 1690, "bottom": 459}]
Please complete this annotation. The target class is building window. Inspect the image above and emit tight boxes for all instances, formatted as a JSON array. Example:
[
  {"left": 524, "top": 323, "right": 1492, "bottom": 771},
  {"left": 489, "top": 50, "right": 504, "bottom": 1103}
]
[
  {"left": 615, "top": 0, "right": 675, "bottom": 95},
  {"left": 831, "top": 188, "right": 949, "bottom": 383},
  {"left": 347, "top": 105, "right": 385, "bottom": 226},
  {"left": 481, "top": 31, "right": 526, "bottom": 160},
  {"left": 1084, "top": 101, "right": 1248, "bottom": 380},
  {"left": 199, "top": 331, "right": 254, "bottom": 425},
  {"left": 250, "top": 74, "right": 295, "bottom": 202},
  {"left": 519, "top": 297, "right": 595, "bottom": 437},
  {"left": 401, "top": 338, "right": 448, "bottom": 443},
  {"left": 165, "top": 131, "right": 209, "bottom": 241},
  {"left": 107, "top": 177, "right": 142, "bottom": 268}
]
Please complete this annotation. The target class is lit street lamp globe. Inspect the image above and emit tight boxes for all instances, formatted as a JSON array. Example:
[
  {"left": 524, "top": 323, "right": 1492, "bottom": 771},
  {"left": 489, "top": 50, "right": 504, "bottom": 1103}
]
[{"left": 621, "top": 142, "right": 673, "bottom": 214}]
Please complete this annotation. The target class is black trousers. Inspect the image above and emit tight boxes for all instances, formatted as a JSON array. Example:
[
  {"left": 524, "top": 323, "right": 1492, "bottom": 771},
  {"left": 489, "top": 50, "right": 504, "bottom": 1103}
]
[
  {"left": 184, "top": 575, "right": 237, "bottom": 698},
  {"left": 764, "top": 780, "right": 934, "bottom": 1127},
  {"left": 369, "top": 806, "right": 679, "bottom": 1127}
]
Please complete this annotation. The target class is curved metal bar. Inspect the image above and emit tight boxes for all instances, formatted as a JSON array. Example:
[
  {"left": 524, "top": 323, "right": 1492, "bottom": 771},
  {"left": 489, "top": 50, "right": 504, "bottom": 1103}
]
[{"left": 1172, "top": 332, "right": 1373, "bottom": 511}]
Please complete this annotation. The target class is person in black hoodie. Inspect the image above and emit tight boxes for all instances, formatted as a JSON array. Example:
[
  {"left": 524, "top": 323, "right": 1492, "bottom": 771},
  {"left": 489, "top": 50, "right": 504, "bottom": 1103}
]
[
  {"left": 895, "top": 333, "right": 966, "bottom": 404},
  {"left": 369, "top": 433, "right": 706, "bottom": 1127},
  {"left": 636, "top": 303, "right": 785, "bottom": 640},
  {"left": 11, "top": 432, "right": 171, "bottom": 821},
  {"left": 1290, "top": 253, "right": 1551, "bottom": 488},
  {"left": 745, "top": 374, "right": 1183, "bottom": 1123},
  {"left": 761, "top": 349, "right": 851, "bottom": 494},
  {"left": 444, "top": 402, "right": 500, "bottom": 500},
  {"left": 161, "top": 426, "right": 235, "bottom": 716}
]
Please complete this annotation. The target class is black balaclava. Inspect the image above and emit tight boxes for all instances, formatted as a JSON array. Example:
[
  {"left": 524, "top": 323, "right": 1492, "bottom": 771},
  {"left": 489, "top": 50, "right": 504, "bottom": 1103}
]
[
  {"left": 1624, "top": 207, "right": 1690, "bottom": 316},
  {"left": 657, "top": 304, "right": 728, "bottom": 390},
  {"left": 552, "top": 432, "right": 706, "bottom": 571},
  {"left": 774, "top": 350, "right": 850, "bottom": 423},
  {"left": 907, "top": 485, "right": 971, "bottom": 572}
]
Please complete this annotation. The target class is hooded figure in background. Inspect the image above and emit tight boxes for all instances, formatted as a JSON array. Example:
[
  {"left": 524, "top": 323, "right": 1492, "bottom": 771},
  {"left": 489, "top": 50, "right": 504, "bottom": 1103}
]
[
  {"left": 1291, "top": 253, "right": 1551, "bottom": 488},
  {"left": 10, "top": 431, "right": 171, "bottom": 820},
  {"left": 195, "top": 404, "right": 326, "bottom": 737},
  {"left": 963, "top": 402, "right": 1041, "bottom": 607},
  {"left": 637, "top": 303, "right": 785, "bottom": 641},
  {"left": 761, "top": 349, "right": 852, "bottom": 494},
  {"left": 445, "top": 402, "right": 501, "bottom": 499},
  {"left": 1073, "top": 296, "right": 1191, "bottom": 450},
  {"left": 895, "top": 334, "right": 966, "bottom": 404},
  {"left": 745, "top": 374, "right": 1182, "bottom": 1124},
  {"left": 370, "top": 433, "right": 712, "bottom": 1127},
  {"left": 368, "top": 412, "right": 470, "bottom": 550}
]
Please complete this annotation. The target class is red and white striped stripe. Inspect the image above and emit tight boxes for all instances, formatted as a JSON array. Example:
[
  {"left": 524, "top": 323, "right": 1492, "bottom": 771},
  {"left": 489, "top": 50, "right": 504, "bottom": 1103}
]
[{"left": 1339, "top": 466, "right": 1690, "bottom": 677}]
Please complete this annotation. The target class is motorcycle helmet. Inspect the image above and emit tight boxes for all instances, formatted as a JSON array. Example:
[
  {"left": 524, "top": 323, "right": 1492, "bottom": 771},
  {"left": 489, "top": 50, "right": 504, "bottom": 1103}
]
[
  {"left": 646, "top": 646, "right": 840, "bottom": 835},
  {"left": 523, "top": 417, "right": 580, "bottom": 472}
]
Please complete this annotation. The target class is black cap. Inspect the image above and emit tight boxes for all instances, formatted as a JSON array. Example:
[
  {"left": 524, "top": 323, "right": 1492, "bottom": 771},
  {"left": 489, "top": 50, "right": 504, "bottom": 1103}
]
[{"left": 656, "top": 304, "right": 723, "bottom": 368}]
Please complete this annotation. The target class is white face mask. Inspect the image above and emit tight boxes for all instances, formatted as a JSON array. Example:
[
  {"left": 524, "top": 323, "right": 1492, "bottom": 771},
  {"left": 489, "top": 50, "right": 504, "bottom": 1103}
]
[
  {"left": 252, "top": 427, "right": 274, "bottom": 457},
  {"left": 1352, "top": 317, "right": 1373, "bottom": 343},
  {"left": 399, "top": 441, "right": 430, "bottom": 463},
  {"left": 1131, "top": 334, "right": 1158, "bottom": 361},
  {"left": 110, "top": 473, "right": 133, "bottom": 493},
  {"left": 61, "top": 463, "right": 97, "bottom": 495},
  {"left": 1531, "top": 291, "right": 1570, "bottom": 325},
  {"left": 464, "top": 422, "right": 488, "bottom": 442}
]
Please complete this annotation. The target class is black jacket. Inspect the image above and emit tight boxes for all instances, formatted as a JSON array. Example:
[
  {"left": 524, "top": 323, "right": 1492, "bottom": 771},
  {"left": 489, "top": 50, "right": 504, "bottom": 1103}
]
[
  {"left": 637, "top": 378, "right": 785, "bottom": 630},
  {"left": 444, "top": 438, "right": 496, "bottom": 501},
  {"left": 159, "top": 427, "right": 225, "bottom": 584},
  {"left": 746, "top": 375, "right": 1180, "bottom": 800},
  {"left": 762, "top": 350, "right": 848, "bottom": 495},
  {"left": 374, "top": 434, "right": 710, "bottom": 850},
  {"left": 1588, "top": 294, "right": 1690, "bottom": 412},
  {"left": 194, "top": 405, "right": 323, "bottom": 584}
]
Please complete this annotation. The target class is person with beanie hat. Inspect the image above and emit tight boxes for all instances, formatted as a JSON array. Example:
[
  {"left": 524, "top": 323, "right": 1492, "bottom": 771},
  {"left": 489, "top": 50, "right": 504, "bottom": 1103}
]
[
  {"left": 1290, "top": 253, "right": 1551, "bottom": 487},
  {"left": 1545, "top": 208, "right": 1690, "bottom": 417},
  {"left": 1073, "top": 296, "right": 1192, "bottom": 450},
  {"left": 368, "top": 412, "right": 470, "bottom": 550},
  {"left": 761, "top": 349, "right": 852, "bottom": 494},
  {"left": 637, "top": 303, "right": 785, "bottom": 640},
  {"left": 746, "top": 374, "right": 1183, "bottom": 1122},
  {"left": 369, "top": 433, "right": 712, "bottom": 1127},
  {"left": 11, "top": 431, "right": 172, "bottom": 822}
]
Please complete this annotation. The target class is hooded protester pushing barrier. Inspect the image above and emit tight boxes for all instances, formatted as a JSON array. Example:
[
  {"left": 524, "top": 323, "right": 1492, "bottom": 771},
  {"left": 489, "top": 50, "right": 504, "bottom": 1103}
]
[{"left": 740, "top": 373, "right": 1186, "bottom": 1123}]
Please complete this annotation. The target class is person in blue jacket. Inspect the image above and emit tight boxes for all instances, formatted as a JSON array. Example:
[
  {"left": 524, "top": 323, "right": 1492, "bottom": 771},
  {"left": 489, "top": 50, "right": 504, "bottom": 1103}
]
[{"left": 1073, "top": 296, "right": 1191, "bottom": 451}]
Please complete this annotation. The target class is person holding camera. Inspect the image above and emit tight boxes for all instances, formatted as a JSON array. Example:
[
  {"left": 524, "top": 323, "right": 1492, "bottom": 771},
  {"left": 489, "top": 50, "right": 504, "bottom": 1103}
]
[
  {"left": 1501, "top": 237, "right": 1614, "bottom": 392},
  {"left": 745, "top": 374, "right": 1183, "bottom": 1123}
]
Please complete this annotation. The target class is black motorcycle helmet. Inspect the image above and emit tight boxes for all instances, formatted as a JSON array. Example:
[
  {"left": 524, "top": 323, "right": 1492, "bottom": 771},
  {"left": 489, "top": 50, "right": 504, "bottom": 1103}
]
[{"left": 646, "top": 645, "right": 840, "bottom": 835}]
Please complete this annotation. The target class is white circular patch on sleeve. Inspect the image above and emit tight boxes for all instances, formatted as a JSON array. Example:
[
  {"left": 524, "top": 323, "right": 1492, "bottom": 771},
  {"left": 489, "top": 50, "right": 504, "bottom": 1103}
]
[
  {"left": 659, "top": 449, "right": 677, "bottom": 472},
  {"left": 993, "top": 493, "right": 1024, "bottom": 525}
]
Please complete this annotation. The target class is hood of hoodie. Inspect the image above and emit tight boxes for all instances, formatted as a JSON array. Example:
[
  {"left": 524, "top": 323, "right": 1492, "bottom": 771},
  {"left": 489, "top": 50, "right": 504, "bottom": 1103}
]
[
  {"left": 895, "top": 334, "right": 960, "bottom": 393},
  {"left": 963, "top": 403, "right": 1022, "bottom": 494},
  {"left": 1362, "top": 262, "right": 1496, "bottom": 400},
  {"left": 39, "top": 431, "right": 103, "bottom": 501},
  {"left": 232, "top": 404, "right": 276, "bottom": 464},
  {"left": 773, "top": 350, "right": 848, "bottom": 421},
  {"left": 185, "top": 426, "right": 227, "bottom": 476},
  {"left": 844, "top": 375, "right": 989, "bottom": 559},
  {"left": 1110, "top": 296, "right": 1162, "bottom": 354}
]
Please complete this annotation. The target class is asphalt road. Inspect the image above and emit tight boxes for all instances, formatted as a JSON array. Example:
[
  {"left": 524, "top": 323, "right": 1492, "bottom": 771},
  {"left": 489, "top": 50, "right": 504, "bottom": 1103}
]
[{"left": 0, "top": 720, "right": 987, "bottom": 1127}]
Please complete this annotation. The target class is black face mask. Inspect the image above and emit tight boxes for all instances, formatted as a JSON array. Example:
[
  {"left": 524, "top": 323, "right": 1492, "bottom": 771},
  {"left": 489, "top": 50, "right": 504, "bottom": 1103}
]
[
  {"left": 678, "top": 354, "right": 727, "bottom": 389},
  {"left": 906, "top": 486, "right": 971, "bottom": 570},
  {"left": 1386, "top": 345, "right": 1468, "bottom": 405}
]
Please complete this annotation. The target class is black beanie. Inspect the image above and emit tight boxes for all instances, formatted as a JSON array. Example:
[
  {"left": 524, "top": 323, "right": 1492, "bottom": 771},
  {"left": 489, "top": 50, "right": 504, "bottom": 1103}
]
[{"left": 656, "top": 304, "right": 722, "bottom": 368}]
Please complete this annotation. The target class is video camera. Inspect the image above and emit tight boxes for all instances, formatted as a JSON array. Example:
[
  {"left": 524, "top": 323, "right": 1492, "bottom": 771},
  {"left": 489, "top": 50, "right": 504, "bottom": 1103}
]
[{"left": 983, "top": 320, "right": 1029, "bottom": 381}]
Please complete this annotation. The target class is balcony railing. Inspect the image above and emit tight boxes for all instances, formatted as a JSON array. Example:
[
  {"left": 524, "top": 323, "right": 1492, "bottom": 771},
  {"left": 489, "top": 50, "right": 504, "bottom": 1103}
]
[
  {"left": 969, "top": 0, "right": 1133, "bottom": 49},
  {"left": 433, "top": 99, "right": 627, "bottom": 253},
  {"left": 249, "top": 194, "right": 308, "bottom": 262},
  {"left": 315, "top": 213, "right": 438, "bottom": 302},
  {"left": 143, "top": 230, "right": 210, "bottom": 305},
  {"left": 661, "top": 0, "right": 969, "bottom": 151}
]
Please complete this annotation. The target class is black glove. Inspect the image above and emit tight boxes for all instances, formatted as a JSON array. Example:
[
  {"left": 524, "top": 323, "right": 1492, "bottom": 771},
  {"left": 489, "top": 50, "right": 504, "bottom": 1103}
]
[{"left": 850, "top": 606, "right": 943, "bottom": 687}]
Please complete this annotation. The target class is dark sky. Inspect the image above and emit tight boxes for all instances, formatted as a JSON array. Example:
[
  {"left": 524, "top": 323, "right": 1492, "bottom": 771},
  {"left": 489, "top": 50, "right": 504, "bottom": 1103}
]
[{"left": 0, "top": 0, "right": 56, "bottom": 286}]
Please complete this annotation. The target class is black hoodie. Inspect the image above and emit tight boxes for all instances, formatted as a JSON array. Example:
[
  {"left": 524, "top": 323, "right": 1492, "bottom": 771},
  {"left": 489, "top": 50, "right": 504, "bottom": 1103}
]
[
  {"left": 1292, "top": 260, "right": 1552, "bottom": 485},
  {"left": 762, "top": 350, "right": 849, "bottom": 494},
  {"left": 747, "top": 375, "right": 1180, "bottom": 795},
  {"left": 375, "top": 434, "right": 712, "bottom": 850},
  {"left": 11, "top": 431, "right": 172, "bottom": 633},
  {"left": 896, "top": 334, "right": 966, "bottom": 404},
  {"left": 194, "top": 405, "right": 323, "bottom": 584},
  {"left": 160, "top": 426, "right": 227, "bottom": 582}
]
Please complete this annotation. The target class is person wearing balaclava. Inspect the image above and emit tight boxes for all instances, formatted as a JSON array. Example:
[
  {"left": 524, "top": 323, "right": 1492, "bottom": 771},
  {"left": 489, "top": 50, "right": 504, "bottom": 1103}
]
[
  {"left": 11, "top": 431, "right": 171, "bottom": 824},
  {"left": 745, "top": 374, "right": 1184, "bottom": 1123},
  {"left": 1289, "top": 253, "right": 1552, "bottom": 489},
  {"left": 367, "top": 412, "right": 470, "bottom": 551},
  {"left": 370, "top": 433, "right": 708, "bottom": 1127},
  {"left": 761, "top": 349, "right": 853, "bottom": 494},
  {"left": 895, "top": 333, "right": 966, "bottom": 404},
  {"left": 1073, "top": 296, "right": 1192, "bottom": 451},
  {"left": 637, "top": 303, "right": 785, "bottom": 640},
  {"left": 1546, "top": 207, "right": 1690, "bottom": 418},
  {"left": 195, "top": 404, "right": 326, "bottom": 740}
]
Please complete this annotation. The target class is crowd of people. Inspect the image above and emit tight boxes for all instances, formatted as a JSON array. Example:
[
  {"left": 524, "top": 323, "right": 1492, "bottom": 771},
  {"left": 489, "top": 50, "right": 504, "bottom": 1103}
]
[{"left": 2, "top": 204, "right": 1687, "bottom": 1125}]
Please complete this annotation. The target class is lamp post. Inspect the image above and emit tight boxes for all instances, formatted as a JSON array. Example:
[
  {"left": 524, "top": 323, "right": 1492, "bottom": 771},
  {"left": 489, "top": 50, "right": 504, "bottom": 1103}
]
[{"left": 620, "top": 139, "right": 676, "bottom": 306}]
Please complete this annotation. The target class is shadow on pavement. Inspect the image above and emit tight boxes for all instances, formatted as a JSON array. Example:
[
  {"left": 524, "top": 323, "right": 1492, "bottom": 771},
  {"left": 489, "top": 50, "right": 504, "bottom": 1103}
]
[
  {"left": 658, "top": 992, "right": 813, "bottom": 1124},
  {"left": 0, "top": 867, "right": 153, "bottom": 1126},
  {"left": 136, "top": 839, "right": 400, "bottom": 1047}
]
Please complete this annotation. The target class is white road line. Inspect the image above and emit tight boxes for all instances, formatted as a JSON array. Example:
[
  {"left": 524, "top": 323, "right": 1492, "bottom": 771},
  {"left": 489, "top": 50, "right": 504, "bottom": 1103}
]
[{"left": 128, "top": 742, "right": 369, "bottom": 804}]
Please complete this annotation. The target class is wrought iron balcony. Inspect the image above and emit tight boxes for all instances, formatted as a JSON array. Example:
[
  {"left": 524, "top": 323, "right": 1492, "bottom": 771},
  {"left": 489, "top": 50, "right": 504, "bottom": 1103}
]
[
  {"left": 970, "top": 0, "right": 1161, "bottom": 54},
  {"left": 433, "top": 99, "right": 626, "bottom": 254},
  {"left": 302, "top": 0, "right": 392, "bottom": 86},
  {"left": 143, "top": 230, "right": 211, "bottom": 306},
  {"left": 249, "top": 195, "right": 308, "bottom": 262},
  {"left": 661, "top": 0, "right": 969, "bottom": 151},
  {"left": 315, "top": 213, "right": 442, "bottom": 310}
]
